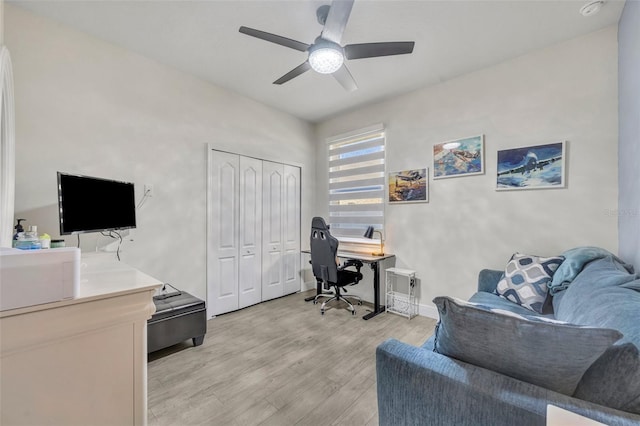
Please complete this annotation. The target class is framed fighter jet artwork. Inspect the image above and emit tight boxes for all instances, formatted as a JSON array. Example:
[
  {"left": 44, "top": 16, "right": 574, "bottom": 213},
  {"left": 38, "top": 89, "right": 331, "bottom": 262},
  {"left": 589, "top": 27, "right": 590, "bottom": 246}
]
[
  {"left": 496, "top": 141, "right": 566, "bottom": 191},
  {"left": 388, "top": 168, "right": 428, "bottom": 203},
  {"left": 433, "top": 135, "right": 484, "bottom": 179}
]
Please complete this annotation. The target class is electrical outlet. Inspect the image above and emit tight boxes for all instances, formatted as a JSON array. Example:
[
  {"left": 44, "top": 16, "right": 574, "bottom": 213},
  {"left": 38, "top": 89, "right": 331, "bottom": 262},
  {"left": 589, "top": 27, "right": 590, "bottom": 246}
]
[{"left": 144, "top": 184, "right": 154, "bottom": 197}]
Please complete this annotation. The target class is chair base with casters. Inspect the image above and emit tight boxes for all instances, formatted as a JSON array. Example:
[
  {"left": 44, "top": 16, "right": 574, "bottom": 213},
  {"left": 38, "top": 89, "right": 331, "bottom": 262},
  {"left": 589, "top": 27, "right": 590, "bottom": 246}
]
[
  {"left": 313, "top": 259, "right": 363, "bottom": 315},
  {"left": 314, "top": 285, "right": 363, "bottom": 315}
]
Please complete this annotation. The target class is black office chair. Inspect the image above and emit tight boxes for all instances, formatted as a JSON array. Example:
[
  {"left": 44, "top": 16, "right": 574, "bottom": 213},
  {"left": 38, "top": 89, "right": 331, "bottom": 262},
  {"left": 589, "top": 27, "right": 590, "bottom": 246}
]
[{"left": 310, "top": 217, "right": 363, "bottom": 315}]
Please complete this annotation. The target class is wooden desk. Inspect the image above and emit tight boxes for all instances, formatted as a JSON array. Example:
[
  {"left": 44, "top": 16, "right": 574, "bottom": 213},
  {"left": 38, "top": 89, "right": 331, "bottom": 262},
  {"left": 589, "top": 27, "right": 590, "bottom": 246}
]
[{"left": 302, "top": 250, "right": 395, "bottom": 320}]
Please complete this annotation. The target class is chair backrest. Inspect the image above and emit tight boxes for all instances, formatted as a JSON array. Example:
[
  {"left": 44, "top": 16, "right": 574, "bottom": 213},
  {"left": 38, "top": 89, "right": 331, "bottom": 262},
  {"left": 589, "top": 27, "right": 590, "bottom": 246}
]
[{"left": 310, "top": 217, "right": 339, "bottom": 284}]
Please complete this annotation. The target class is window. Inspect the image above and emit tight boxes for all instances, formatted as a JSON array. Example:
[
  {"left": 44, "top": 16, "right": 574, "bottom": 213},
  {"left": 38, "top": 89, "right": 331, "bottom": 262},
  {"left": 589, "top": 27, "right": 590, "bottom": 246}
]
[{"left": 328, "top": 124, "right": 385, "bottom": 244}]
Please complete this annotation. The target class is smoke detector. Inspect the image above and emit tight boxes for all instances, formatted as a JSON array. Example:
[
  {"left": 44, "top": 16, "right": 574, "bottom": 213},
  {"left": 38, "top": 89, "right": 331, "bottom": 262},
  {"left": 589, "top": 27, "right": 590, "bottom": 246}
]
[{"left": 580, "top": 1, "right": 605, "bottom": 17}]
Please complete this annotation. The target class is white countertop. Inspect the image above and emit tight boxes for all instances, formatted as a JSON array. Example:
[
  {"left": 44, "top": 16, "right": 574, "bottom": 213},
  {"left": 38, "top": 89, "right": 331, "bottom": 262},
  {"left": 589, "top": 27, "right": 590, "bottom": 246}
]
[{"left": 1, "top": 252, "right": 162, "bottom": 318}]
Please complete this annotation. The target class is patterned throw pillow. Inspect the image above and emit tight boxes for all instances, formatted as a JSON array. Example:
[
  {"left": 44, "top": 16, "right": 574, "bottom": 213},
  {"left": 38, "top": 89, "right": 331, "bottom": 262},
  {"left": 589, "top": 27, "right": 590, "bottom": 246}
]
[{"left": 495, "top": 253, "right": 564, "bottom": 313}]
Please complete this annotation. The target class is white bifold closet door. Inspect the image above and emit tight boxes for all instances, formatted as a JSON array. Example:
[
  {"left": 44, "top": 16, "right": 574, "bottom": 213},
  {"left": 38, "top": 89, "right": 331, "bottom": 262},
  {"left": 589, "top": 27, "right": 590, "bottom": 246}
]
[
  {"left": 282, "top": 164, "right": 301, "bottom": 295},
  {"left": 208, "top": 150, "right": 300, "bottom": 317},
  {"left": 208, "top": 151, "right": 240, "bottom": 316},
  {"left": 238, "top": 156, "right": 263, "bottom": 309},
  {"left": 261, "top": 161, "right": 301, "bottom": 301}
]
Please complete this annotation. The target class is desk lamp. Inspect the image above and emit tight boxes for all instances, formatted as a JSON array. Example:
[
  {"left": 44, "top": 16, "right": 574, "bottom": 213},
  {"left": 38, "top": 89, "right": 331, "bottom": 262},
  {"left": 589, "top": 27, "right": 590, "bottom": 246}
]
[{"left": 364, "top": 226, "right": 385, "bottom": 256}]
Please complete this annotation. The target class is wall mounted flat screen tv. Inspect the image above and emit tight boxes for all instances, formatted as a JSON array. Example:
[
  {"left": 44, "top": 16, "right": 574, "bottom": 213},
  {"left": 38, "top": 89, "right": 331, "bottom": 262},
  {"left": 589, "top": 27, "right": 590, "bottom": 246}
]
[{"left": 57, "top": 172, "right": 136, "bottom": 235}]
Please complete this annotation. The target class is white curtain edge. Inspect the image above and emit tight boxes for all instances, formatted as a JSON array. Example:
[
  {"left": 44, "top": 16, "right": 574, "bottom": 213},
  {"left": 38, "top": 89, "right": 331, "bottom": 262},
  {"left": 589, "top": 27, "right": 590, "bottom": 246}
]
[{"left": 0, "top": 45, "right": 16, "bottom": 248}]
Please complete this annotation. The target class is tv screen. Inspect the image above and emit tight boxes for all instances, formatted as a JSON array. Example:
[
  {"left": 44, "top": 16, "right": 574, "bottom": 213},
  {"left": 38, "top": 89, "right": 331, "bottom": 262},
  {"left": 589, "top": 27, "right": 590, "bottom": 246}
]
[{"left": 57, "top": 172, "right": 136, "bottom": 235}]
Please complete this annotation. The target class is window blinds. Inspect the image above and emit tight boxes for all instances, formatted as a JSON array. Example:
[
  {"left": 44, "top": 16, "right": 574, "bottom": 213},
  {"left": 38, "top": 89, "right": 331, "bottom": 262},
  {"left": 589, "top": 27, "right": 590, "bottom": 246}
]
[{"left": 328, "top": 125, "right": 385, "bottom": 240}]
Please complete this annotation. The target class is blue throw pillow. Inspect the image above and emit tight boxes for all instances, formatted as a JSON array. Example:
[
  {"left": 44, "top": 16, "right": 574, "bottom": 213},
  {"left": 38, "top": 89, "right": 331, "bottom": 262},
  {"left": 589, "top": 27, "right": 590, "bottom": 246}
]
[
  {"left": 554, "top": 257, "right": 640, "bottom": 415},
  {"left": 495, "top": 253, "right": 564, "bottom": 313},
  {"left": 432, "top": 296, "right": 622, "bottom": 396}
]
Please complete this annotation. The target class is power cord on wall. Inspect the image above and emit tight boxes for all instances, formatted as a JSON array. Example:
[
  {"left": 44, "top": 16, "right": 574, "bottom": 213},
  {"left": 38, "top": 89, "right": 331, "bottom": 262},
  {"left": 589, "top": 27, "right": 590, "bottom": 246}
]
[
  {"left": 136, "top": 187, "right": 152, "bottom": 210},
  {"left": 100, "top": 230, "right": 123, "bottom": 261}
]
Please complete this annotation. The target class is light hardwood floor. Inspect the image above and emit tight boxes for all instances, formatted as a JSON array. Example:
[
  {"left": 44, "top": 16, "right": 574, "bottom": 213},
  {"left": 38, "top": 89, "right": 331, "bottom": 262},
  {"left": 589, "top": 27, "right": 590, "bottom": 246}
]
[{"left": 148, "top": 290, "right": 436, "bottom": 426}]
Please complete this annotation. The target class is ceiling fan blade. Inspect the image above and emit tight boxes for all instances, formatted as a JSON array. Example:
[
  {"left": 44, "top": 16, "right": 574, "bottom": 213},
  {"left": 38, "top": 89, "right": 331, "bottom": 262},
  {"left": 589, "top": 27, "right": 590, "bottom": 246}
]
[
  {"left": 333, "top": 64, "right": 358, "bottom": 92},
  {"left": 239, "top": 26, "right": 309, "bottom": 52},
  {"left": 344, "top": 42, "right": 415, "bottom": 60},
  {"left": 321, "top": 0, "right": 355, "bottom": 44},
  {"left": 273, "top": 62, "right": 312, "bottom": 85}
]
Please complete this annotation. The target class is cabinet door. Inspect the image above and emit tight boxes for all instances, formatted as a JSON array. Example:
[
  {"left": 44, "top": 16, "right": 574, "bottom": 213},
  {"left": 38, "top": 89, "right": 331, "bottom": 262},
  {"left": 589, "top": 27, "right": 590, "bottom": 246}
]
[
  {"left": 283, "top": 165, "right": 301, "bottom": 295},
  {"left": 238, "top": 157, "right": 262, "bottom": 309},
  {"left": 261, "top": 161, "right": 284, "bottom": 301},
  {"left": 208, "top": 151, "right": 239, "bottom": 316}
]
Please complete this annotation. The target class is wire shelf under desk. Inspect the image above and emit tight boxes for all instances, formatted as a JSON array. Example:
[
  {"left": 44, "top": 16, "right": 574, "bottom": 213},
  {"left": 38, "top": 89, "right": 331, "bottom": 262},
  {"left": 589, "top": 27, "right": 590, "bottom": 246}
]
[{"left": 385, "top": 267, "right": 417, "bottom": 319}]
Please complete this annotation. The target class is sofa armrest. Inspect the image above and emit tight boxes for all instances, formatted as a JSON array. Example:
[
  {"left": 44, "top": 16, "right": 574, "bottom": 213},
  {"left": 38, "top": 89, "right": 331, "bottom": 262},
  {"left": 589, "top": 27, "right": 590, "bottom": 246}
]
[
  {"left": 478, "top": 269, "right": 503, "bottom": 293},
  {"left": 376, "top": 339, "right": 640, "bottom": 426}
]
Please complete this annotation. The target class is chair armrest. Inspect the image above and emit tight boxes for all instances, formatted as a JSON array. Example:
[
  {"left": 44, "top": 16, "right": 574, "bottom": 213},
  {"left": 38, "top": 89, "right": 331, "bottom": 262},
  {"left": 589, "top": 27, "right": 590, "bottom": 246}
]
[
  {"left": 478, "top": 269, "right": 503, "bottom": 293},
  {"left": 376, "top": 338, "right": 640, "bottom": 426},
  {"left": 339, "top": 259, "right": 363, "bottom": 271}
]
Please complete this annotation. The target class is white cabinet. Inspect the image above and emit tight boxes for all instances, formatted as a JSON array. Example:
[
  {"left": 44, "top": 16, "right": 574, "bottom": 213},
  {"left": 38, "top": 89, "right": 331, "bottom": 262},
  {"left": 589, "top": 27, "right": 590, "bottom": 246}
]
[
  {"left": 0, "top": 255, "right": 161, "bottom": 426},
  {"left": 208, "top": 150, "right": 300, "bottom": 316}
]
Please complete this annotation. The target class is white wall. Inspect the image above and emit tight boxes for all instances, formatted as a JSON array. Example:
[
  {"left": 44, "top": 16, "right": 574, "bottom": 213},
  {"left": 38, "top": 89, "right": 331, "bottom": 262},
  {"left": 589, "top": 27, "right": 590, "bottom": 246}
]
[
  {"left": 618, "top": 0, "right": 640, "bottom": 272},
  {"left": 6, "top": 4, "right": 316, "bottom": 302},
  {"left": 316, "top": 27, "right": 619, "bottom": 314},
  {"left": 1, "top": 0, "right": 4, "bottom": 45}
]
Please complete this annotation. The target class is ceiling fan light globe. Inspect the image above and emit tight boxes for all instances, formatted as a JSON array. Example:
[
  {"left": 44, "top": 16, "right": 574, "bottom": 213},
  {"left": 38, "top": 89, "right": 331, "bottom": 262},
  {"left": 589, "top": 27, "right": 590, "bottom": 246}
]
[{"left": 309, "top": 47, "right": 344, "bottom": 74}]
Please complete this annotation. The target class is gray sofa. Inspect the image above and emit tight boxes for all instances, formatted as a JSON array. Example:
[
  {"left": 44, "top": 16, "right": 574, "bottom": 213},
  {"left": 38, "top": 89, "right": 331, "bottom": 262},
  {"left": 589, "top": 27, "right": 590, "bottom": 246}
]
[{"left": 376, "top": 248, "right": 640, "bottom": 426}]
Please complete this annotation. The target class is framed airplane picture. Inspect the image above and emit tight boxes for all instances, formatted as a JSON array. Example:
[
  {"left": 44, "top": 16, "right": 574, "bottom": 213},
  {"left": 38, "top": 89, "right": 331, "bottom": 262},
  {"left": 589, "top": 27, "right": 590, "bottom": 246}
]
[
  {"left": 433, "top": 135, "right": 484, "bottom": 179},
  {"left": 496, "top": 141, "right": 566, "bottom": 191},
  {"left": 389, "top": 168, "right": 428, "bottom": 203}
]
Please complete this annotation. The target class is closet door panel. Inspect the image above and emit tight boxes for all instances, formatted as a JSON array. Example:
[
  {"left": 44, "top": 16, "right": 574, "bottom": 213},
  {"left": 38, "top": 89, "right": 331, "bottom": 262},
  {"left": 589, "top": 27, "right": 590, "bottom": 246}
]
[
  {"left": 239, "top": 157, "right": 262, "bottom": 309},
  {"left": 262, "top": 161, "right": 284, "bottom": 301},
  {"left": 208, "top": 151, "right": 240, "bottom": 316},
  {"left": 283, "top": 165, "right": 301, "bottom": 295}
]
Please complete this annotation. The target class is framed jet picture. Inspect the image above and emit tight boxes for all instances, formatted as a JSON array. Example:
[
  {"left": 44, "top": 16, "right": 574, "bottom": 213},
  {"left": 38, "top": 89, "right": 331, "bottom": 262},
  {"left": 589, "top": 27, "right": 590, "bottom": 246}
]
[
  {"left": 388, "top": 168, "right": 428, "bottom": 203},
  {"left": 433, "top": 135, "right": 484, "bottom": 179},
  {"left": 496, "top": 141, "right": 566, "bottom": 191}
]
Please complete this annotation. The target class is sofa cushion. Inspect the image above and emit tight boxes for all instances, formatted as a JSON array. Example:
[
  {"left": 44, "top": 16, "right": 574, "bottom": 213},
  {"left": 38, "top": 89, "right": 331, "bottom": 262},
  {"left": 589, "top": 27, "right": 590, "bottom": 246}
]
[
  {"left": 574, "top": 343, "right": 640, "bottom": 415},
  {"left": 468, "top": 291, "right": 555, "bottom": 319},
  {"left": 495, "top": 253, "right": 564, "bottom": 313},
  {"left": 432, "top": 296, "right": 622, "bottom": 396},
  {"left": 553, "top": 257, "right": 640, "bottom": 414},
  {"left": 422, "top": 292, "right": 549, "bottom": 350},
  {"left": 423, "top": 293, "right": 528, "bottom": 350},
  {"left": 553, "top": 257, "right": 639, "bottom": 344}
]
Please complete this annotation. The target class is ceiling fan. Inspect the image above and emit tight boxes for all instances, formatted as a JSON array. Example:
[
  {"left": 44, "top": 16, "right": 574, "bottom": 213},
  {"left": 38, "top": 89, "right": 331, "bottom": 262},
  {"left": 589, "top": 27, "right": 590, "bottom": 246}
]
[{"left": 238, "top": 0, "right": 415, "bottom": 91}]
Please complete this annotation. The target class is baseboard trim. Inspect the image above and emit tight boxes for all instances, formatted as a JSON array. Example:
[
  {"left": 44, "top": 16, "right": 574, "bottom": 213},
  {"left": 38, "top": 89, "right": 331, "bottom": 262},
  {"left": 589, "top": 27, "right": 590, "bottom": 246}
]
[
  {"left": 301, "top": 280, "right": 316, "bottom": 292},
  {"left": 418, "top": 303, "right": 439, "bottom": 320}
]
